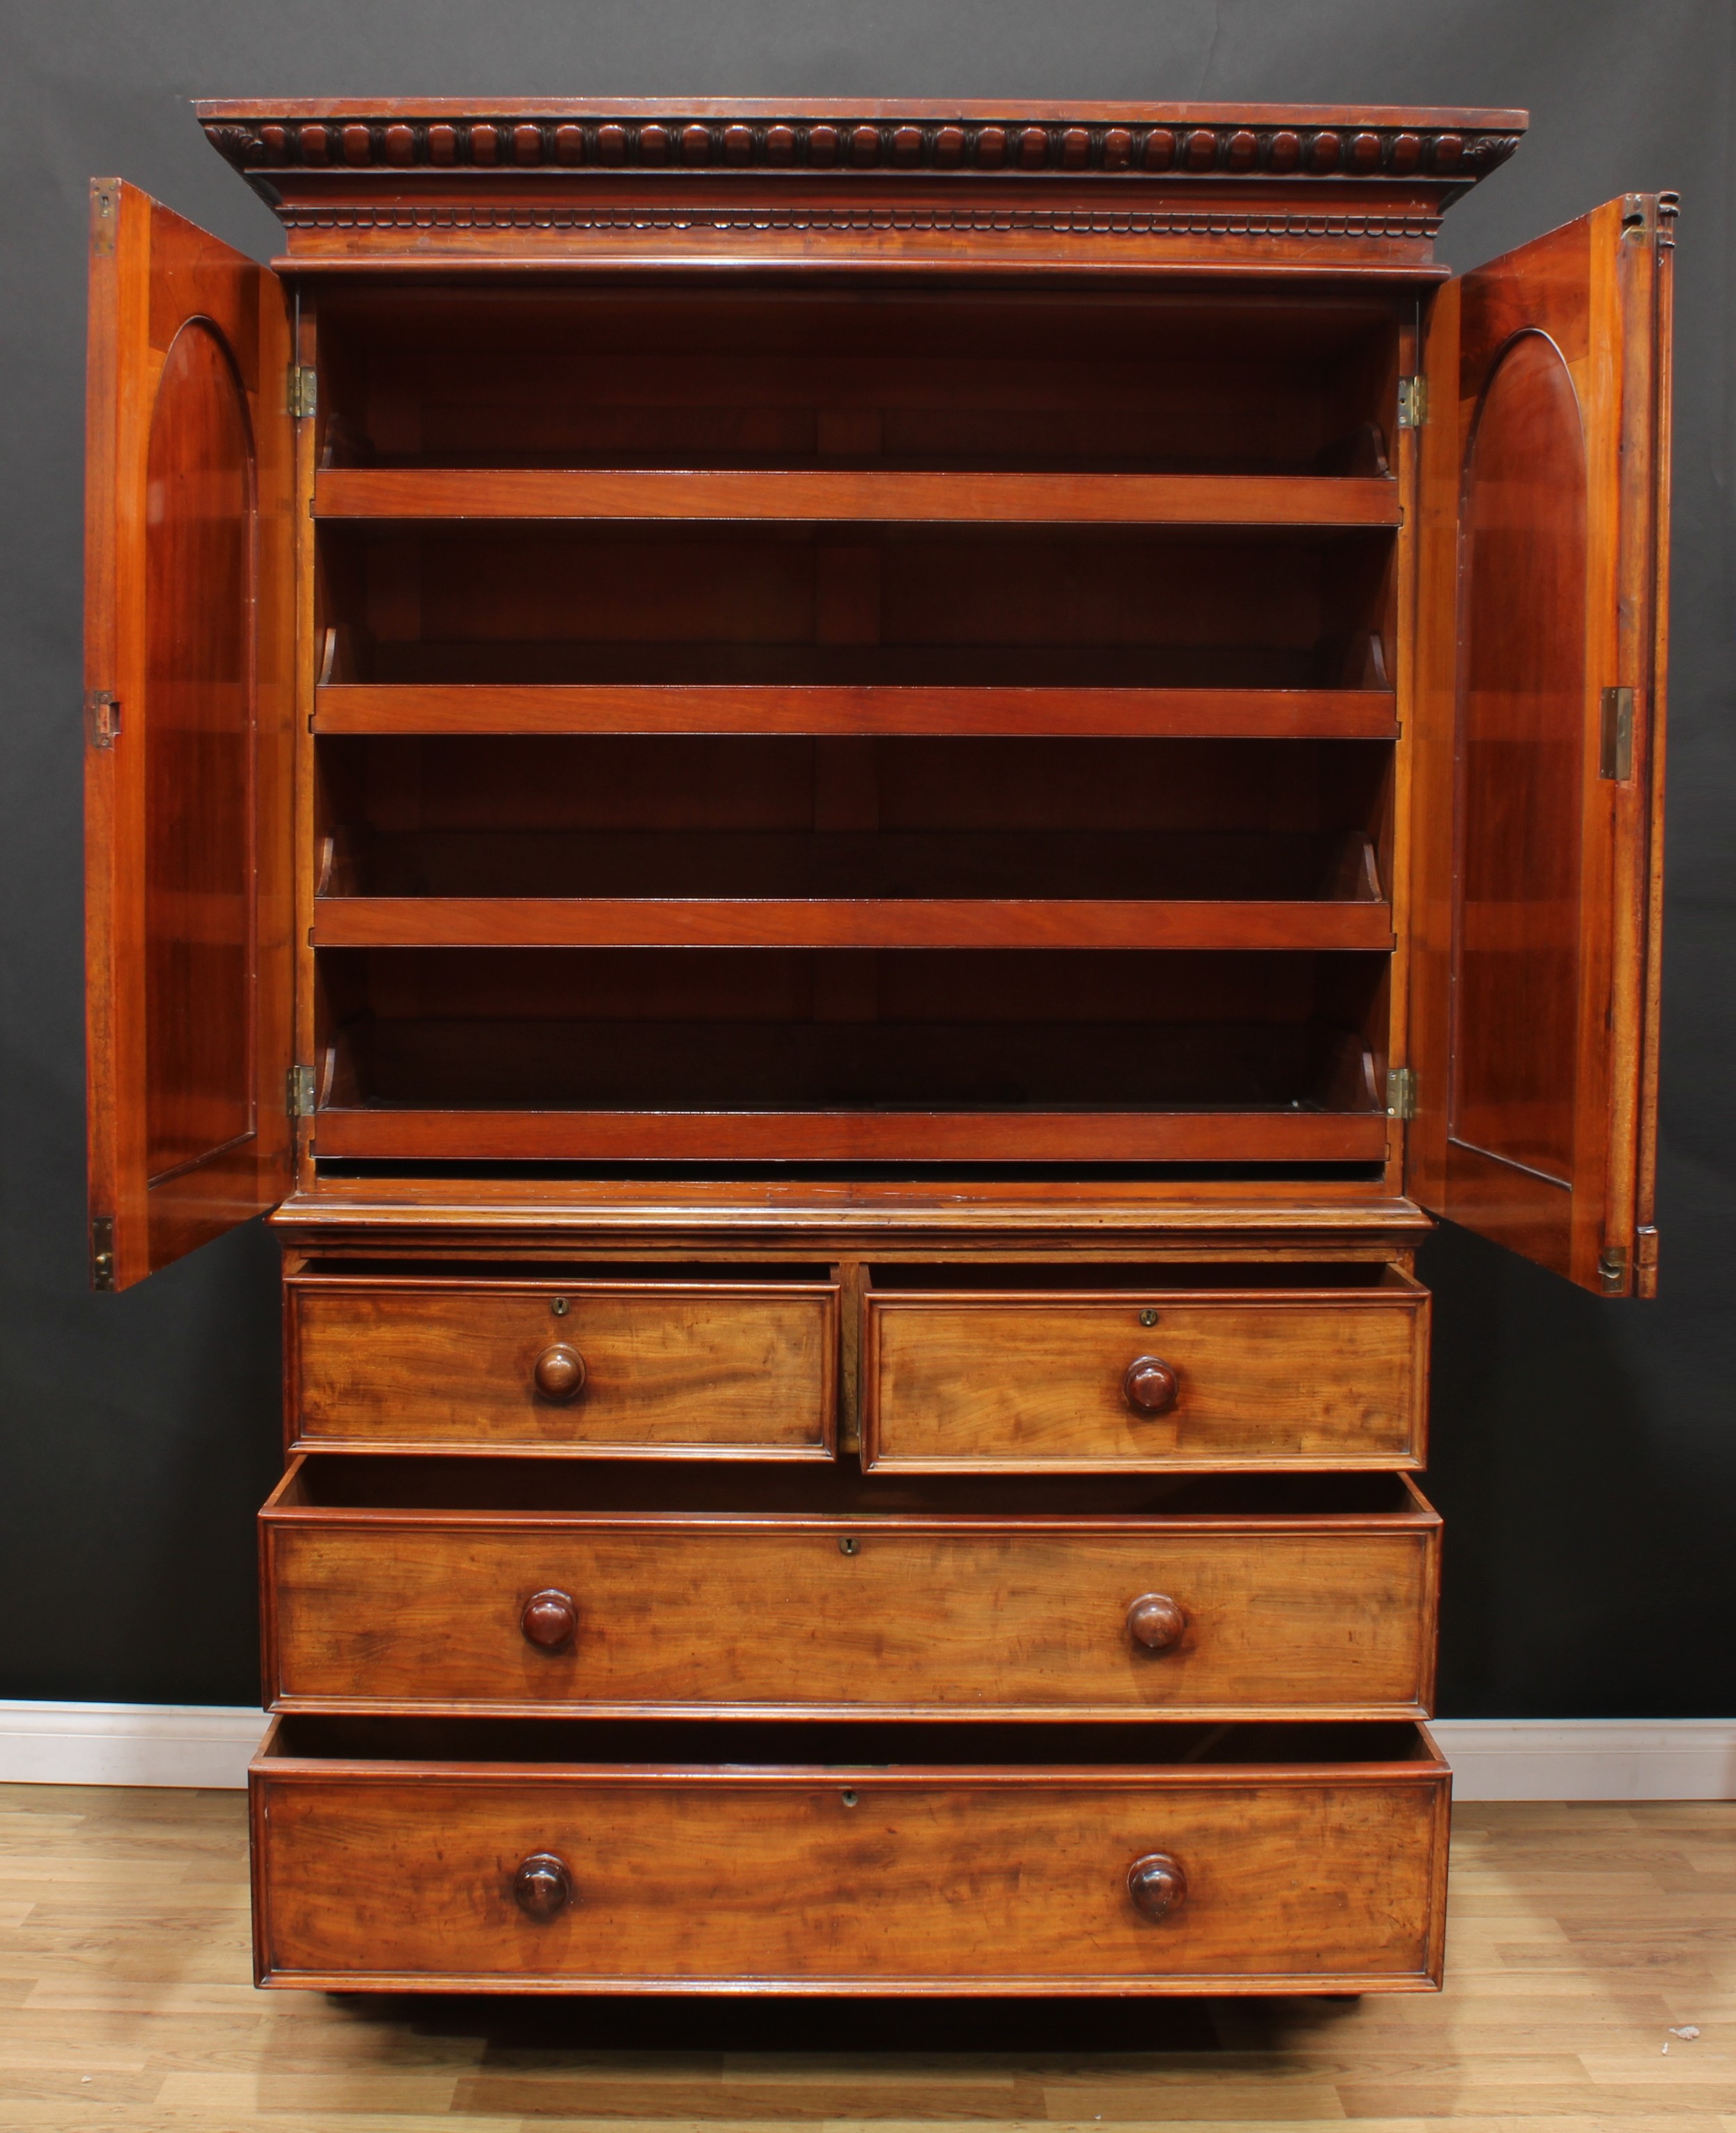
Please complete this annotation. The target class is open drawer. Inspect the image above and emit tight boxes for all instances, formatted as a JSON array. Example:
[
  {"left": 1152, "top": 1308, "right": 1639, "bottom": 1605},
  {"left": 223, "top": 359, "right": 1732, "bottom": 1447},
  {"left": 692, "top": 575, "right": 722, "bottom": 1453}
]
[
  {"left": 250, "top": 1716, "right": 1450, "bottom": 1995},
  {"left": 261, "top": 1459, "right": 1439, "bottom": 1722}
]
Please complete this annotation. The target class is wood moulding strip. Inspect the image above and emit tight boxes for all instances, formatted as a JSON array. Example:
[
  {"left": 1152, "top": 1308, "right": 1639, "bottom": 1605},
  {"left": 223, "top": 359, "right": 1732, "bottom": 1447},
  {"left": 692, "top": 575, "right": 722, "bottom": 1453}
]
[
  {"left": 312, "top": 467, "right": 1400, "bottom": 528},
  {"left": 310, "top": 896, "right": 1395, "bottom": 952},
  {"left": 309, "top": 1108, "right": 1390, "bottom": 1165},
  {"left": 312, "top": 684, "right": 1400, "bottom": 739}
]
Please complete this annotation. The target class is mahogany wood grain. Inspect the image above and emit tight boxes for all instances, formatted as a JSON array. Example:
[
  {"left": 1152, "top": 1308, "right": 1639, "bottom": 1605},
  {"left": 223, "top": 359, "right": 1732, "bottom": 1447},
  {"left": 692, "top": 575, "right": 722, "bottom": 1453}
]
[
  {"left": 286, "top": 1275, "right": 838, "bottom": 1456},
  {"left": 313, "top": 683, "right": 1401, "bottom": 739},
  {"left": 865, "top": 1275, "right": 1428, "bottom": 1471},
  {"left": 1408, "top": 196, "right": 1674, "bottom": 1294},
  {"left": 315, "top": 467, "right": 1399, "bottom": 526},
  {"left": 260, "top": 1469, "right": 1439, "bottom": 1718},
  {"left": 312, "top": 895, "right": 1396, "bottom": 953},
  {"left": 249, "top": 1721, "right": 1449, "bottom": 1991},
  {"left": 83, "top": 182, "right": 295, "bottom": 1288},
  {"left": 309, "top": 1106, "right": 1391, "bottom": 1166}
]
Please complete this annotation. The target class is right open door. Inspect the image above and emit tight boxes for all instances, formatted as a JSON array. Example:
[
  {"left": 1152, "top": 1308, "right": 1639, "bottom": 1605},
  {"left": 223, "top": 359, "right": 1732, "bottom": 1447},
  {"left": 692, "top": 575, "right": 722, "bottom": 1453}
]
[{"left": 1408, "top": 194, "right": 1674, "bottom": 1297}]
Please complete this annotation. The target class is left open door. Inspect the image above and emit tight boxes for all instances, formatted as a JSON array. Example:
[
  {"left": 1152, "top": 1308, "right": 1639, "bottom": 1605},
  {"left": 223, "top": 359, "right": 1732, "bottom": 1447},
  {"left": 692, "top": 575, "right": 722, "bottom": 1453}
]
[{"left": 85, "top": 181, "right": 296, "bottom": 1290}]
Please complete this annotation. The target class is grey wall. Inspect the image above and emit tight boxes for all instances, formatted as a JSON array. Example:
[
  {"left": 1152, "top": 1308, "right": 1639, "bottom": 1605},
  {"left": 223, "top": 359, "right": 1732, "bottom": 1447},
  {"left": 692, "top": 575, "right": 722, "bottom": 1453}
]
[{"left": 1, "top": 0, "right": 1730, "bottom": 1713}]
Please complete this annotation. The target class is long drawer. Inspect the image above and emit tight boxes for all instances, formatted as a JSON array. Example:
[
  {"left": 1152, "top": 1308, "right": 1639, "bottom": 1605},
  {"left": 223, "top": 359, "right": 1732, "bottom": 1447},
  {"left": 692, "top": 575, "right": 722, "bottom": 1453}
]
[
  {"left": 251, "top": 1717, "right": 1450, "bottom": 1994},
  {"left": 286, "top": 1273, "right": 839, "bottom": 1457},
  {"left": 864, "top": 1267, "right": 1429, "bottom": 1471},
  {"left": 261, "top": 1459, "right": 1439, "bottom": 1721}
]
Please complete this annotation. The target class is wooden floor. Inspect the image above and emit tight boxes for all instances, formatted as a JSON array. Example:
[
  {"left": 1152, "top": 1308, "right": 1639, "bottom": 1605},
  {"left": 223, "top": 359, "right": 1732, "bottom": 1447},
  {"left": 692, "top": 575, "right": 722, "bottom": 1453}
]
[{"left": 0, "top": 1785, "right": 1728, "bottom": 2130}]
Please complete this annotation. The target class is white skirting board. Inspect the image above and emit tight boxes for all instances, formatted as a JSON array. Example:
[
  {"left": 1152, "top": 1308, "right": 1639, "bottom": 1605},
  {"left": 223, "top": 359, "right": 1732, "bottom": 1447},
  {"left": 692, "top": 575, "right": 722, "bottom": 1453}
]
[{"left": 0, "top": 1704, "right": 1733, "bottom": 1798}]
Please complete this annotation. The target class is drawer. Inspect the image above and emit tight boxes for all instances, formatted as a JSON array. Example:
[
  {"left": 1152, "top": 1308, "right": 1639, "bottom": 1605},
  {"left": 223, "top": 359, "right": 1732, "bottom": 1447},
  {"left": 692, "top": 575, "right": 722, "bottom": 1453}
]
[
  {"left": 864, "top": 1266, "right": 1429, "bottom": 1471},
  {"left": 286, "top": 1274, "right": 839, "bottom": 1457},
  {"left": 262, "top": 1459, "right": 1439, "bottom": 1721},
  {"left": 251, "top": 1716, "right": 1449, "bottom": 1993}
]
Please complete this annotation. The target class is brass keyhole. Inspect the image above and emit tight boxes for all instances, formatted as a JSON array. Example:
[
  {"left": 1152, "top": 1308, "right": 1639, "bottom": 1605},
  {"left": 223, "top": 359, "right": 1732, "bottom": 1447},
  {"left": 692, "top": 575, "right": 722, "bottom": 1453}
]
[
  {"left": 838, "top": 1536, "right": 860, "bottom": 1557},
  {"left": 551, "top": 1297, "right": 569, "bottom": 1317},
  {"left": 1140, "top": 1308, "right": 1159, "bottom": 1327},
  {"left": 841, "top": 1789, "right": 859, "bottom": 1807}
]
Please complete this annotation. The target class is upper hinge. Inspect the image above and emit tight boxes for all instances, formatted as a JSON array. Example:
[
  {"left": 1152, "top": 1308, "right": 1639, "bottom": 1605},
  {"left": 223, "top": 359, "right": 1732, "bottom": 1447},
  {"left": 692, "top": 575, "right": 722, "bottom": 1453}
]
[
  {"left": 90, "top": 1216, "right": 116, "bottom": 1292},
  {"left": 1396, "top": 376, "right": 1427, "bottom": 429},
  {"left": 1385, "top": 1066, "right": 1418, "bottom": 1121},
  {"left": 287, "top": 1063, "right": 317, "bottom": 1119},
  {"left": 90, "top": 182, "right": 117, "bottom": 256},
  {"left": 85, "top": 689, "right": 119, "bottom": 748},
  {"left": 289, "top": 365, "right": 317, "bottom": 419},
  {"left": 1601, "top": 685, "right": 1635, "bottom": 780}
]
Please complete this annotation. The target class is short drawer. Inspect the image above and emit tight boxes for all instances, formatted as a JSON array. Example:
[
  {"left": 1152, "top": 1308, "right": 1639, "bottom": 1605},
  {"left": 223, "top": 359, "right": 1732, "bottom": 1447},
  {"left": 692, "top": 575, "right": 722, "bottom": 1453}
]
[
  {"left": 251, "top": 1716, "right": 1449, "bottom": 1993},
  {"left": 262, "top": 1459, "right": 1439, "bottom": 1721},
  {"left": 864, "top": 1267, "right": 1428, "bottom": 1471},
  {"left": 286, "top": 1275, "right": 839, "bottom": 1457}
]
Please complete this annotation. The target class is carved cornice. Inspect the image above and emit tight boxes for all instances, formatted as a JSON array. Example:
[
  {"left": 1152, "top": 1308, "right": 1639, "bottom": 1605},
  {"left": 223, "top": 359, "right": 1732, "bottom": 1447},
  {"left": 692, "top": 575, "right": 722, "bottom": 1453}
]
[
  {"left": 194, "top": 100, "right": 1524, "bottom": 270},
  {"left": 199, "top": 106, "right": 1521, "bottom": 187}
]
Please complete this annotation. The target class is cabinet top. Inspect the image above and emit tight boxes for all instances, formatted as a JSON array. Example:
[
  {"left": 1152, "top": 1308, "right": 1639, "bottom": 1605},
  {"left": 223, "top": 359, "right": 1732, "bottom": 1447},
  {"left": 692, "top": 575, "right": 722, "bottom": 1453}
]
[{"left": 194, "top": 98, "right": 1527, "bottom": 278}]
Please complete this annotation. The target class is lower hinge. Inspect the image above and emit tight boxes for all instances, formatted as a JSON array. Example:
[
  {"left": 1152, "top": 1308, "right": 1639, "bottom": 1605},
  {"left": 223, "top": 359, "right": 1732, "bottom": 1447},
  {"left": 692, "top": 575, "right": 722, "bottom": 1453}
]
[
  {"left": 1601, "top": 686, "right": 1635, "bottom": 779},
  {"left": 287, "top": 1063, "right": 317, "bottom": 1118},
  {"left": 289, "top": 364, "right": 317, "bottom": 419},
  {"left": 1597, "top": 1244, "right": 1629, "bottom": 1292},
  {"left": 85, "top": 690, "right": 119, "bottom": 748},
  {"left": 1396, "top": 376, "right": 1427, "bottom": 429},
  {"left": 90, "top": 1216, "right": 116, "bottom": 1292},
  {"left": 1385, "top": 1066, "right": 1418, "bottom": 1121}
]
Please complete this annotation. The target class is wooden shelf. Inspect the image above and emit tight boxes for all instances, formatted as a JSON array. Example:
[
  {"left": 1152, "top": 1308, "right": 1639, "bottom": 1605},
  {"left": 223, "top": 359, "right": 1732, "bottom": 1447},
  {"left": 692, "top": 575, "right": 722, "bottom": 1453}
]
[
  {"left": 312, "top": 897, "right": 1396, "bottom": 953},
  {"left": 312, "top": 684, "right": 1400, "bottom": 740},
  {"left": 310, "top": 1107, "right": 1390, "bottom": 1166},
  {"left": 313, "top": 468, "right": 1401, "bottom": 528}
]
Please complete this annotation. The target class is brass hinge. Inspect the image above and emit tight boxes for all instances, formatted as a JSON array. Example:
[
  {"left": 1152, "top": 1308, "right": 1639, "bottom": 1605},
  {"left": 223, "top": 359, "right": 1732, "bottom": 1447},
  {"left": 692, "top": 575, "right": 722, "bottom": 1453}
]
[
  {"left": 1385, "top": 1066, "right": 1418, "bottom": 1121},
  {"left": 1601, "top": 685, "right": 1635, "bottom": 779},
  {"left": 289, "top": 364, "right": 317, "bottom": 419},
  {"left": 1396, "top": 376, "right": 1427, "bottom": 429},
  {"left": 287, "top": 1063, "right": 317, "bottom": 1118},
  {"left": 1597, "top": 1244, "right": 1629, "bottom": 1293},
  {"left": 90, "top": 1216, "right": 116, "bottom": 1292},
  {"left": 85, "top": 689, "right": 119, "bottom": 748},
  {"left": 90, "top": 181, "right": 117, "bottom": 256}
]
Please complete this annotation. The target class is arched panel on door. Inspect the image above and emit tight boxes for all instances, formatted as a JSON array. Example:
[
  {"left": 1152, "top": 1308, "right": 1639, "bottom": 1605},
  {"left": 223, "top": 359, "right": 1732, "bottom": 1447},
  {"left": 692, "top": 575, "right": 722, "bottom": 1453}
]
[
  {"left": 143, "top": 318, "right": 258, "bottom": 1202},
  {"left": 1451, "top": 329, "right": 1587, "bottom": 1275}
]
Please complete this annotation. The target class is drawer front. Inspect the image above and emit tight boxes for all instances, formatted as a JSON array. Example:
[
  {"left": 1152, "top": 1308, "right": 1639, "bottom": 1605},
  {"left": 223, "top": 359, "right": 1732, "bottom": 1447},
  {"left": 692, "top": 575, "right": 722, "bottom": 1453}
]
[
  {"left": 865, "top": 1287, "right": 1428, "bottom": 1470},
  {"left": 253, "top": 1757, "right": 1448, "bottom": 1991},
  {"left": 265, "top": 1514, "right": 1437, "bottom": 1718},
  {"left": 288, "top": 1280, "right": 838, "bottom": 1456}
]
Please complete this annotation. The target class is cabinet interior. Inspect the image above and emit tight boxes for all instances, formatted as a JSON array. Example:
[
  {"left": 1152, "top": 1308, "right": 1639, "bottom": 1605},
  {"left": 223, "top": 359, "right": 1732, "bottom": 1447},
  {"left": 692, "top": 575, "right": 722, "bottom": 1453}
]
[{"left": 304, "top": 278, "right": 1407, "bottom": 1179}]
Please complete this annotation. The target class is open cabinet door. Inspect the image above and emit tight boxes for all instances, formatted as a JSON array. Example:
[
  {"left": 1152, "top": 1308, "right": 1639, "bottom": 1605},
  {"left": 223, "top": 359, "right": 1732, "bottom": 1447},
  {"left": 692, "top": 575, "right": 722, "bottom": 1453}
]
[
  {"left": 1409, "top": 193, "right": 1674, "bottom": 1297},
  {"left": 84, "top": 181, "right": 295, "bottom": 1290}
]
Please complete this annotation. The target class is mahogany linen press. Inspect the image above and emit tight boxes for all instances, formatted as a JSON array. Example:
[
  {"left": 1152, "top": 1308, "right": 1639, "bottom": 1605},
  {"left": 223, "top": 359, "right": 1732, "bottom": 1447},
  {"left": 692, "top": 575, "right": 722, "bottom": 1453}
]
[{"left": 83, "top": 100, "right": 1671, "bottom": 1994}]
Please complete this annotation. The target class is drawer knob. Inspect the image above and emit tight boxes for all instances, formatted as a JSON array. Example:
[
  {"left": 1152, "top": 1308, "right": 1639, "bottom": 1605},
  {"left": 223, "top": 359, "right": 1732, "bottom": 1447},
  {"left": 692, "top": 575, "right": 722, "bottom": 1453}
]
[
  {"left": 512, "top": 1852, "right": 574, "bottom": 1919},
  {"left": 521, "top": 1589, "right": 578, "bottom": 1649},
  {"left": 1123, "top": 1354, "right": 1179, "bottom": 1414},
  {"left": 1128, "top": 1851, "right": 1188, "bottom": 1922},
  {"left": 1126, "top": 1592, "right": 1187, "bottom": 1653},
  {"left": 533, "top": 1343, "right": 587, "bottom": 1401}
]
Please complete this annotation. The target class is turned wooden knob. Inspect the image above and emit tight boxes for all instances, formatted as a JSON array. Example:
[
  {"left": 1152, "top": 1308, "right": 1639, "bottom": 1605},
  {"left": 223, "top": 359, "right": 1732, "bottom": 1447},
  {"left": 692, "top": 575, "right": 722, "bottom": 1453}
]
[
  {"left": 533, "top": 1343, "right": 586, "bottom": 1401},
  {"left": 1127, "top": 1593, "right": 1187, "bottom": 1653},
  {"left": 1123, "top": 1354, "right": 1179, "bottom": 1414},
  {"left": 512, "top": 1852, "right": 573, "bottom": 1918},
  {"left": 521, "top": 1589, "right": 578, "bottom": 1649},
  {"left": 1128, "top": 1852, "right": 1188, "bottom": 1921}
]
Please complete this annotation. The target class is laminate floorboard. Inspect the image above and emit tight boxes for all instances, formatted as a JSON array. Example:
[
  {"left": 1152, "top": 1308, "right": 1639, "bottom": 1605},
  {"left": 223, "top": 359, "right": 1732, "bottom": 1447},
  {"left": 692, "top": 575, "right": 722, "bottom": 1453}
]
[{"left": 0, "top": 1787, "right": 1728, "bottom": 2131}]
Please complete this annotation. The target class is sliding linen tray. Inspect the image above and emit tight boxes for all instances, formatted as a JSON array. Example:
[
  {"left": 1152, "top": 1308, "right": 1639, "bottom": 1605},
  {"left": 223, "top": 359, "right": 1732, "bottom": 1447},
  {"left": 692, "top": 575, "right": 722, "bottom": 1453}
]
[
  {"left": 250, "top": 1716, "right": 1451, "bottom": 1995},
  {"left": 260, "top": 1460, "right": 1439, "bottom": 1722}
]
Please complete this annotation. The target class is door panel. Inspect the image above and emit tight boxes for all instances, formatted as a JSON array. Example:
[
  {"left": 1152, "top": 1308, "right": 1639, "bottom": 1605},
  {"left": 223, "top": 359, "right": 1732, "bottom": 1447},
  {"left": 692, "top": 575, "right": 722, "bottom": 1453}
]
[
  {"left": 1409, "top": 194, "right": 1674, "bottom": 1295},
  {"left": 85, "top": 181, "right": 295, "bottom": 1288}
]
